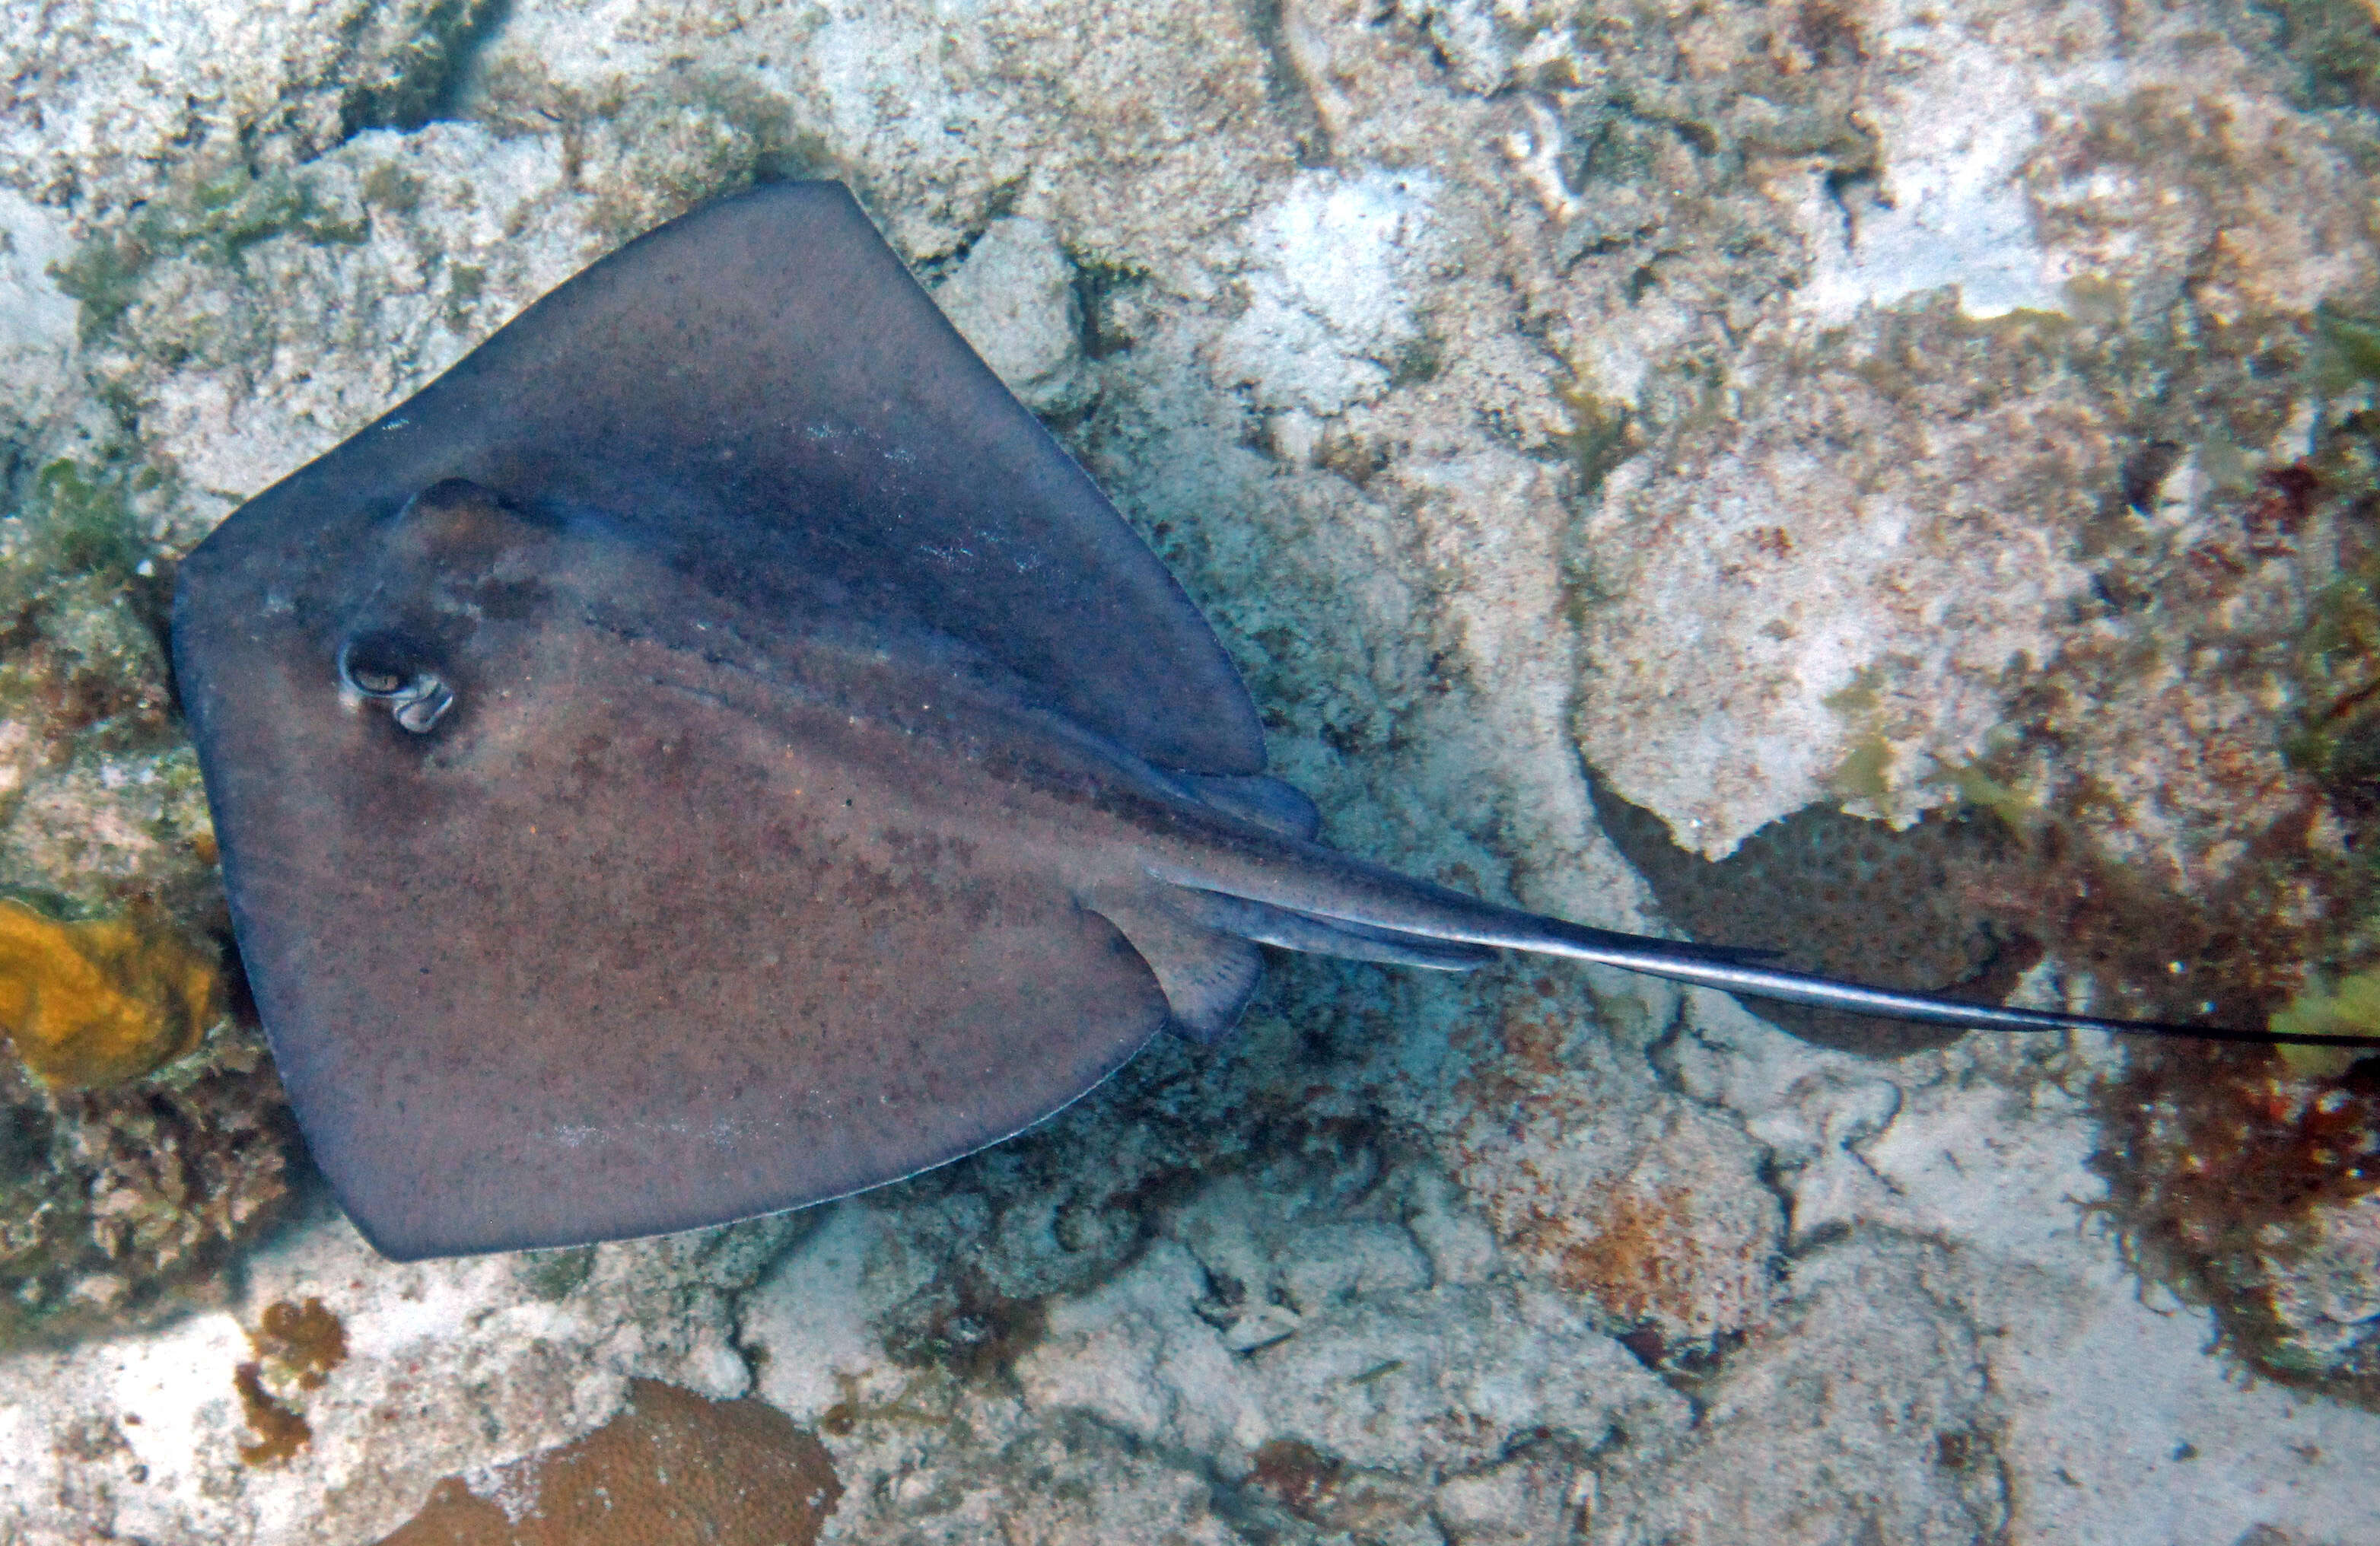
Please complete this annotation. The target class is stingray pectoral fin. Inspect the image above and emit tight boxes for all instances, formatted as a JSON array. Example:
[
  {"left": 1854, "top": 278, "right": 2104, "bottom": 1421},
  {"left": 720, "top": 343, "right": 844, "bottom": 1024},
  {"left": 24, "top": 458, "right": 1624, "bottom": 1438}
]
[
  {"left": 204, "top": 647, "right": 1178, "bottom": 1260},
  {"left": 250, "top": 854, "right": 1176, "bottom": 1261}
]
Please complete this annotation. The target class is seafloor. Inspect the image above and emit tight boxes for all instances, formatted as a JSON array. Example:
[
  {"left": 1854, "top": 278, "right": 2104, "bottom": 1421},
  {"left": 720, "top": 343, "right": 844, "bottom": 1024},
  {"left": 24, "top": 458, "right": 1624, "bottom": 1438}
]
[{"left": 4, "top": 0, "right": 2380, "bottom": 1541}]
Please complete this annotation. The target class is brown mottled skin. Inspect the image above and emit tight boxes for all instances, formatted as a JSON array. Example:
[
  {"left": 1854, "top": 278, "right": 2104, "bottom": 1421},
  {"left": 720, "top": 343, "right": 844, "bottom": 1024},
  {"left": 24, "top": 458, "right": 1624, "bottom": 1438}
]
[
  {"left": 188, "top": 485, "right": 1208, "bottom": 1255},
  {"left": 195, "top": 476, "right": 1536, "bottom": 1258},
  {"left": 173, "top": 183, "right": 1285, "bottom": 1258},
  {"left": 175, "top": 183, "right": 2374, "bottom": 1261}
]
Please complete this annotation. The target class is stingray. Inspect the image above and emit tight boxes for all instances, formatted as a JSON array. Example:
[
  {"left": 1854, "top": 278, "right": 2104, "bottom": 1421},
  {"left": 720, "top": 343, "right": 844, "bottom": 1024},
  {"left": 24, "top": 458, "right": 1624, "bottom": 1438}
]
[{"left": 170, "top": 183, "right": 2379, "bottom": 1261}]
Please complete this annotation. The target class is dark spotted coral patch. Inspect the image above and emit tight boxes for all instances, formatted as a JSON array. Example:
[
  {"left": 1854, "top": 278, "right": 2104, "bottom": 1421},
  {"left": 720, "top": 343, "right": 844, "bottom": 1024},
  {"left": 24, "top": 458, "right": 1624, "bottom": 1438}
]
[
  {"left": 1577, "top": 373, "right": 2380, "bottom": 1397},
  {"left": 1586, "top": 327, "right": 2380, "bottom": 1397},
  {"left": 1587, "top": 771, "right": 2036, "bottom": 1057},
  {"left": 378, "top": 1379, "right": 842, "bottom": 1546}
]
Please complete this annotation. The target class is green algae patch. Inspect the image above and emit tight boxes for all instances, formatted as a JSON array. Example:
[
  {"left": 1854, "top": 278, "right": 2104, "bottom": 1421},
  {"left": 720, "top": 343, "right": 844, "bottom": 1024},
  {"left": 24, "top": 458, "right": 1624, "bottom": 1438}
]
[
  {"left": 1554, "top": 383, "right": 1638, "bottom": 501},
  {"left": 515, "top": 1242, "right": 598, "bottom": 1302},
  {"left": 1825, "top": 730, "right": 1896, "bottom": 809},
  {"left": 23, "top": 460, "right": 144, "bottom": 584},
  {"left": 2269, "top": 969, "right": 2380, "bottom": 1078},
  {"left": 2258, "top": 0, "right": 2380, "bottom": 112},
  {"left": 0, "top": 899, "right": 217, "bottom": 1090},
  {"left": 2282, "top": 415, "right": 2380, "bottom": 794},
  {"left": 1820, "top": 666, "right": 1915, "bottom": 815},
  {"left": 0, "top": 454, "right": 154, "bottom": 625},
  {"left": 1941, "top": 761, "right": 2044, "bottom": 838},
  {"left": 2315, "top": 303, "right": 2380, "bottom": 387},
  {"left": 50, "top": 164, "right": 367, "bottom": 345}
]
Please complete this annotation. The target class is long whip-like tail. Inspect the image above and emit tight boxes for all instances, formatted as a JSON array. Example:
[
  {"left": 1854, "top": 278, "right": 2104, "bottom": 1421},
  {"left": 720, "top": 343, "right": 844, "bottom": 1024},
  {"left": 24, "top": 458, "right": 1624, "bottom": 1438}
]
[{"left": 1148, "top": 846, "right": 2380, "bottom": 1051}]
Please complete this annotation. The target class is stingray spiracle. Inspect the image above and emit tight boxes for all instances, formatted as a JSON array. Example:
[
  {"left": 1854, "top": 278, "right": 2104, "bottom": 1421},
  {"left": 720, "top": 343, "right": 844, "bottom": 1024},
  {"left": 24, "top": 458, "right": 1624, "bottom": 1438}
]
[{"left": 338, "top": 631, "right": 456, "bottom": 733}]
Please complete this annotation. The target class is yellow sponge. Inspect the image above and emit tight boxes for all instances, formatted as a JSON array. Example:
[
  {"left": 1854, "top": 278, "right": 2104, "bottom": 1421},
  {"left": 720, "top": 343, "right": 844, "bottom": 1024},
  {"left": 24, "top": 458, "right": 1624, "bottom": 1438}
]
[{"left": 0, "top": 899, "right": 217, "bottom": 1089}]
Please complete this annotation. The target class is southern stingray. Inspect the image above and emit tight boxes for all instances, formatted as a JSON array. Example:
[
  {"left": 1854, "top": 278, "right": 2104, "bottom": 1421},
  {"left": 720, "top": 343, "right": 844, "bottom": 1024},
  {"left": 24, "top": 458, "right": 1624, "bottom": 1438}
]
[{"left": 170, "top": 182, "right": 2378, "bottom": 1261}]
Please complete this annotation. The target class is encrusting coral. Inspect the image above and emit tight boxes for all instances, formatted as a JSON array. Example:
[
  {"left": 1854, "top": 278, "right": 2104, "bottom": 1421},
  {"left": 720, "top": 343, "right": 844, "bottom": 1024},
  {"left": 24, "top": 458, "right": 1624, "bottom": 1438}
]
[
  {"left": 1589, "top": 772, "right": 2035, "bottom": 1058},
  {"left": 377, "top": 1379, "right": 842, "bottom": 1545}
]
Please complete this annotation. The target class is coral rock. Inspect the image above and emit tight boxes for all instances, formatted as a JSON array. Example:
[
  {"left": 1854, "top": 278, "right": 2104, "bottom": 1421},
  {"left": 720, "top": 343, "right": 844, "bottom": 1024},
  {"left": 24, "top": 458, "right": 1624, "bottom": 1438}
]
[{"left": 377, "top": 1379, "right": 841, "bottom": 1546}]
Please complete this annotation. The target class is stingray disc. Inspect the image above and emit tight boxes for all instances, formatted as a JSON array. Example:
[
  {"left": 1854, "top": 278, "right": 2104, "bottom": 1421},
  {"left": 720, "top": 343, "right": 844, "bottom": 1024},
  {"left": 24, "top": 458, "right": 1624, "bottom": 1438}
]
[{"left": 173, "top": 183, "right": 1264, "bottom": 1258}]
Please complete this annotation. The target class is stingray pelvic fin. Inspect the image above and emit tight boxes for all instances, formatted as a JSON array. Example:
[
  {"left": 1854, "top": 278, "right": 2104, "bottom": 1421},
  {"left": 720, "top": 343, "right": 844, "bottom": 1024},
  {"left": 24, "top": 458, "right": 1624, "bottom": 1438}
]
[
  {"left": 1177, "top": 774, "right": 1322, "bottom": 841},
  {"left": 1093, "top": 894, "right": 1268, "bottom": 1045}
]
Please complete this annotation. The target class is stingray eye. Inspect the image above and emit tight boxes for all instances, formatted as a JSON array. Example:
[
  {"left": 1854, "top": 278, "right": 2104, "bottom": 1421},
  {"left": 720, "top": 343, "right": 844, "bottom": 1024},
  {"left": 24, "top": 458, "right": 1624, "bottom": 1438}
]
[{"left": 339, "top": 633, "right": 457, "bottom": 733}]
